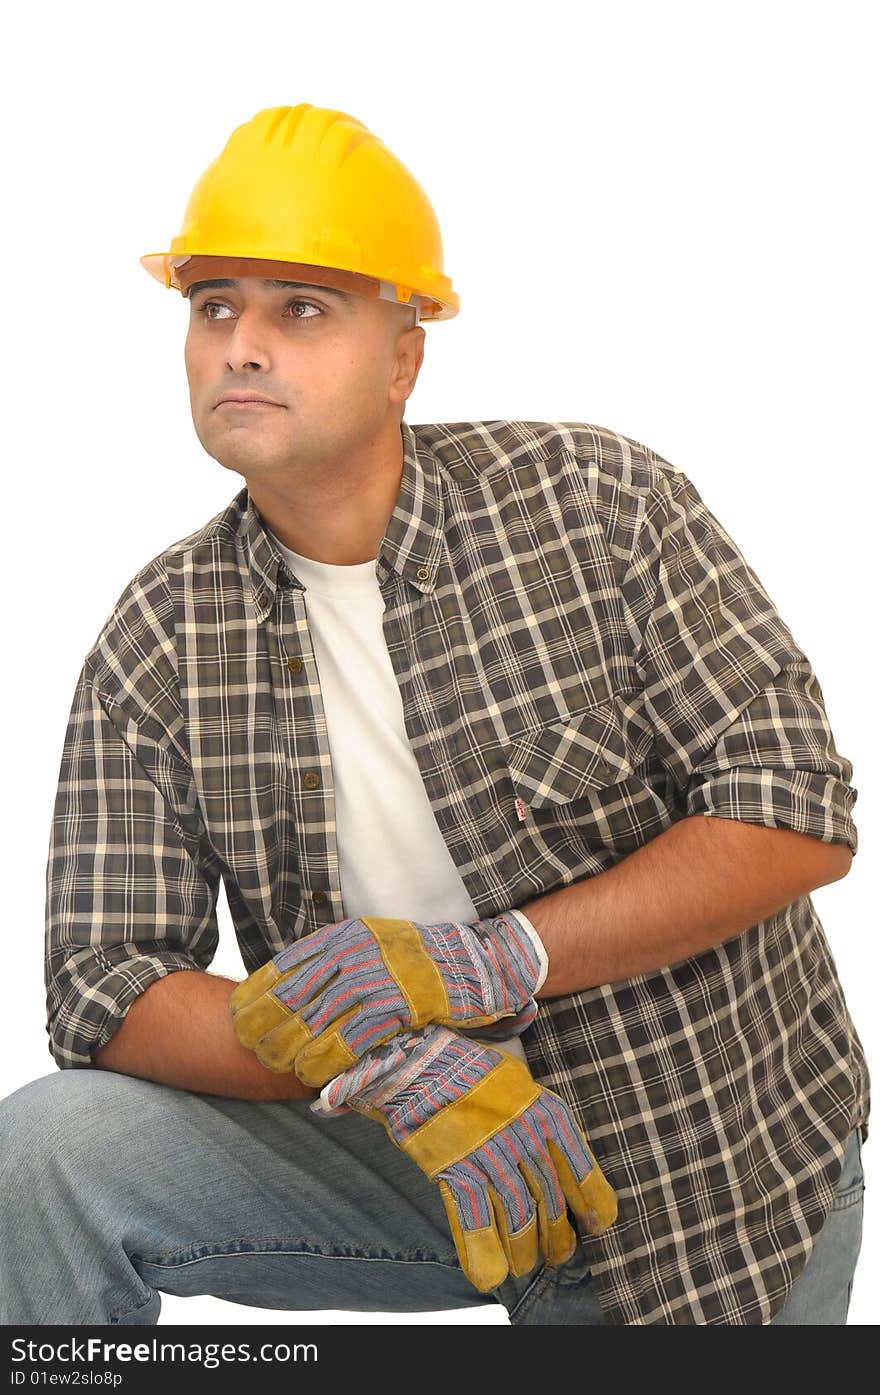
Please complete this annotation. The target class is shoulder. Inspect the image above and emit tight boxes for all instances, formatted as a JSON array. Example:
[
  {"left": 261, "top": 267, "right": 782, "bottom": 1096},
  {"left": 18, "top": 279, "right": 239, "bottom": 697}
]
[
  {"left": 412, "top": 412, "right": 688, "bottom": 496},
  {"left": 412, "top": 419, "right": 678, "bottom": 487},
  {"left": 411, "top": 417, "right": 684, "bottom": 554}
]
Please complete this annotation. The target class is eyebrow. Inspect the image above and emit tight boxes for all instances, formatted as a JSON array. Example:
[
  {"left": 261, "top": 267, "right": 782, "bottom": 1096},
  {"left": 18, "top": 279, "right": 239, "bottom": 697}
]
[{"left": 186, "top": 278, "right": 354, "bottom": 302}]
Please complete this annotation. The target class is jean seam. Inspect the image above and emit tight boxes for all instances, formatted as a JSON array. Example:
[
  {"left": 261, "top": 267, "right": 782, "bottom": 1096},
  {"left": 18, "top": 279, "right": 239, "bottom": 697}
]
[
  {"left": 504, "top": 1264, "right": 553, "bottom": 1322},
  {"left": 830, "top": 1185, "right": 865, "bottom": 1213},
  {"left": 135, "top": 1248, "right": 461, "bottom": 1273},
  {"left": 132, "top": 1234, "right": 454, "bottom": 1266}
]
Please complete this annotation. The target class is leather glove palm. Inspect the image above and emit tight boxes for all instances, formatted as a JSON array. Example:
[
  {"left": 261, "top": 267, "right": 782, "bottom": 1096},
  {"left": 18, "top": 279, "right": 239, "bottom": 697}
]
[
  {"left": 312, "top": 1023, "right": 617, "bottom": 1293},
  {"left": 231, "top": 911, "right": 545, "bottom": 1086}
]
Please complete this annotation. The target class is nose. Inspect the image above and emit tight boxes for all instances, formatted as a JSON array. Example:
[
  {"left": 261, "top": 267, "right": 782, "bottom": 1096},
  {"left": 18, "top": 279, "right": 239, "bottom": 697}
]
[{"left": 224, "top": 310, "right": 272, "bottom": 373}]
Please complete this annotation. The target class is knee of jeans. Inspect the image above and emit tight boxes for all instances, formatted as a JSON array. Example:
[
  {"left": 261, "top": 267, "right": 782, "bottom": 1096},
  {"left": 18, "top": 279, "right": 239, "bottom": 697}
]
[{"left": 0, "top": 1069, "right": 149, "bottom": 1186}]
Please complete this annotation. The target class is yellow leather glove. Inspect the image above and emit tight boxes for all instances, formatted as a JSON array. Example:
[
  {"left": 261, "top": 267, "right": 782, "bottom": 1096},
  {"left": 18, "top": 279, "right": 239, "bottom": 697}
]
[
  {"left": 311, "top": 1024, "right": 618, "bottom": 1293},
  {"left": 231, "top": 911, "right": 545, "bottom": 1086}
]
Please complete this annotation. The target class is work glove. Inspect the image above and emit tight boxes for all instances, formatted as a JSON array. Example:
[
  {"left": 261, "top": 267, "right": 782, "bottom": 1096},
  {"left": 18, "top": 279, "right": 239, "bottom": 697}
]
[
  {"left": 230, "top": 910, "right": 547, "bottom": 1086},
  {"left": 463, "top": 996, "right": 539, "bottom": 1040},
  {"left": 310, "top": 1023, "right": 617, "bottom": 1293}
]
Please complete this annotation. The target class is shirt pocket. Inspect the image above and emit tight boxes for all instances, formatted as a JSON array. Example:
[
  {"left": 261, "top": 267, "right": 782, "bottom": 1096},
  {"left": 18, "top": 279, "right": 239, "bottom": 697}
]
[{"left": 503, "top": 696, "right": 655, "bottom": 808}]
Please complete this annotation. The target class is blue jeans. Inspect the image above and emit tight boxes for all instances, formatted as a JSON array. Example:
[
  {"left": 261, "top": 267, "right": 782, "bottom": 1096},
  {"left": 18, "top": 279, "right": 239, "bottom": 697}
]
[{"left": 0, "top": 1070, "right": 864, "bottom": 1326}]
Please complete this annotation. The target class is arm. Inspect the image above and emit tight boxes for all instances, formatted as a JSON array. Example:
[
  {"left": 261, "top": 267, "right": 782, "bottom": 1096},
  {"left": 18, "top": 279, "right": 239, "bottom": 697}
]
[
  {"left": 44, "top": 656, "right": 316, "bottom": 1100},
  {"left": 94, "top": 970, "right": 318, "bottom": 1100},
  {"left": 521, "top": 814, "right": 851, "bottom": 997},
  {"left": 520, "top": 459, "right": 857, "bottom": 997},
  {"left": 233, "top": 467, "right": 859, "bottom": 1081}
]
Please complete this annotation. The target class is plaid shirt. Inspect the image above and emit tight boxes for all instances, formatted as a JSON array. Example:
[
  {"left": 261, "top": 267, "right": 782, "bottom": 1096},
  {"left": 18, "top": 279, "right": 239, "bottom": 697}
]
[{"left": 45, "top": 418, "right": 869, "bottom": 1325}]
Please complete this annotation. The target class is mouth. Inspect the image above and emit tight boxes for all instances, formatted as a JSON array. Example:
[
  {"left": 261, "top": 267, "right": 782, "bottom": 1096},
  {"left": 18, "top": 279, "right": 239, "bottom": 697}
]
[{"left": 215, "top": 395, "right": 285, "bottom": 409}]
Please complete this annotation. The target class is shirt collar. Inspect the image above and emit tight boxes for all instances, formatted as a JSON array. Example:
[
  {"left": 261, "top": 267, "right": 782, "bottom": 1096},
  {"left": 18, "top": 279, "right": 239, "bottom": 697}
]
[
  {"left": 240, "top": 420, "right": 445, "bottom": 620},
  {"left": 376, "top": 420, "right": 445, "bottom": 593}
]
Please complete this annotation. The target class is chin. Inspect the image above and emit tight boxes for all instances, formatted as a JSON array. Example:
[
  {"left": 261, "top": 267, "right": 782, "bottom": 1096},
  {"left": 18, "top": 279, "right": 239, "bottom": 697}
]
[{"left": 215, "top": 446, "right": 293, "bottom": 480}]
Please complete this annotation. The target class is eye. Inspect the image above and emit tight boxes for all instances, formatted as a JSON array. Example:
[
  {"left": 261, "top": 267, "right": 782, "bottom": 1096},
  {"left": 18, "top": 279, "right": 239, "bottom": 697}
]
[
  {"left": 194, "top": 297, "right": 324, "bottom": 322},
  {"left": 286, "top": 299, "right": 322, "bottom": 320},
  {"left": 198, "top": 300, "right": 234, "bottom": 321}
]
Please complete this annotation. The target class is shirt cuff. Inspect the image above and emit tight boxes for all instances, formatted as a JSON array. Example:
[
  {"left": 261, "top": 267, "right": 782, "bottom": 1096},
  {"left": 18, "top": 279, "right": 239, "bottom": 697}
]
[
  {"left": 312, "top": 1082, "right": 344, "bottom": 1117},
  {"left": 46, "top": 948, "right": 205, "bottom": 1070},
  {"left": 506, "top": 908, "right": 550, "bottom": 992},
  {"left": 684, "top": 768, "right": 859, "bottom": 856}
]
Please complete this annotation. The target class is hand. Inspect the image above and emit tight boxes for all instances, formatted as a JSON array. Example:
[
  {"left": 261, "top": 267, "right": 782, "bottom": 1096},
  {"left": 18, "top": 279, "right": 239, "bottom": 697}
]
[
  {"left": 311, "top": 1024, "right": 617, "bottom": 1293},
  {"left": 462, "top": 996, "right": 538, "bottom": 1041},
  {"left": 230, "top": 911, "right": 545, "bottom": 1086}
]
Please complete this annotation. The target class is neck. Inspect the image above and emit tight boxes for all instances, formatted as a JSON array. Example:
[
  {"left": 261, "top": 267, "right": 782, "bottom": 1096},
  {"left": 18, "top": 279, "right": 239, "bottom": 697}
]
[{"left": 246, "top": 423, "right": 405, "bottom": 565}]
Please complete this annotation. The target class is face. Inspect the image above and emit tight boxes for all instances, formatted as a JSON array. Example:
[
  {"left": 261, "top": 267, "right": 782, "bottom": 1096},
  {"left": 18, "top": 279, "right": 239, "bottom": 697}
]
[{"left": 182, "top": 272, "right": 425, "bottom": 486}]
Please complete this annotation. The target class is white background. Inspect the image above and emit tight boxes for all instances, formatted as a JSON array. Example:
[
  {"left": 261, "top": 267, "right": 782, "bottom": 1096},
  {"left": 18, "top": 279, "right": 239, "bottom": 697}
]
[{"left": 1, "top": 0, "right": 876, "bottom": 1327}]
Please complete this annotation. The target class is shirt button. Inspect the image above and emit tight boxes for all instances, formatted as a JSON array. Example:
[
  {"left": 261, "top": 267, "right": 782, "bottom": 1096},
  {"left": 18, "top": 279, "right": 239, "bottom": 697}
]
[
  {"left": 303, "top": 771, "right": 321, "bottom": 790},
  {"left": 416, "top": 566, "right": 430, "bottom": 581},
  {"left": 287, "top": 656, "right": 303, "bottom": 674},
  {"left": 312, "top": 889, "right": 328, "bottom": 907},
  {"left": 256, "top": 591, "right": 268, "bottom": 608}
]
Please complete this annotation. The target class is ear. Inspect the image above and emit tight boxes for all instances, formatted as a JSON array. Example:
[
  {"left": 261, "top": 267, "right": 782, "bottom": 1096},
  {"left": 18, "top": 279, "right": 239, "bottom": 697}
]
[{"left": 389, "top": 325, "right": 426, "bottom": 407}]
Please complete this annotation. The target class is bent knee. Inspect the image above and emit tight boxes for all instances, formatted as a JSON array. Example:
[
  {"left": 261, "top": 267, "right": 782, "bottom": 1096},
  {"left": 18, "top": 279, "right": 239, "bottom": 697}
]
[{"left": 0, "top": 1069, "right": 175, "bottom": 1175}]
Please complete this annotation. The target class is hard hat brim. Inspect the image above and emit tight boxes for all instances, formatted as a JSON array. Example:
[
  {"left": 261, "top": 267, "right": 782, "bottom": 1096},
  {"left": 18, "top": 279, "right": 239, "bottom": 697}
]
[{"left": 139, "top": 251, "right": 458, "bottom": 321}]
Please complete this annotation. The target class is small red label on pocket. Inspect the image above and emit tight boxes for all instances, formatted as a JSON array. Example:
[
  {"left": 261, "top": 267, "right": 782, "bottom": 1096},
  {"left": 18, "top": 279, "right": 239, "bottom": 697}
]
[{"left": 514, "top": 797, "right": 529, "bottom": 823}]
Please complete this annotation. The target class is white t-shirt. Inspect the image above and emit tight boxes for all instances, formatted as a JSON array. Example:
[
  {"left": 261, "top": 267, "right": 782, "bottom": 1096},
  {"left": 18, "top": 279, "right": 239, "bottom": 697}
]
[{"left": 269, "top": 531, "right": 547, "bottom": 1063}]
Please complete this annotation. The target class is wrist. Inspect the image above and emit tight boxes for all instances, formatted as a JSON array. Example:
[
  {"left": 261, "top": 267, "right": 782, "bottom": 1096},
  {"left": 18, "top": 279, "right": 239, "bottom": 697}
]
[
  {"left": 467, "top": 908, "right": 548, "bottom": 1007},
  {"left": 502, "top": 909, "right": 549, "bottom": 992}
]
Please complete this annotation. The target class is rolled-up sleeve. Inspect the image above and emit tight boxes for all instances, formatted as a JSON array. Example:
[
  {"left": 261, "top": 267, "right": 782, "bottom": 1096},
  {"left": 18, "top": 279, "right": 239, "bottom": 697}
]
[
  {"left": 620, "top": 463, "right": 858, "bottom": 853},
  {"left": 682, "top": 657, "right": 858, "bottom": 853},
  {"left": 45, "top": 662, "right": 222, "bottom": 1069}
]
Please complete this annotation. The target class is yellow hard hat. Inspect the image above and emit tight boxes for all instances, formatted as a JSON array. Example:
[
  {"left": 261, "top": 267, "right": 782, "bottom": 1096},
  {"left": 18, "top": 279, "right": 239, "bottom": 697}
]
[{"left": 141, "top": 104, "right": 459, "bottom": 322}]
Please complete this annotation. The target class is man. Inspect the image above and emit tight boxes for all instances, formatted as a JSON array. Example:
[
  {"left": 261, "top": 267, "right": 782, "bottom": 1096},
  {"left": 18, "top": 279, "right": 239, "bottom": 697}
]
[{"left": 0, "top": 103, "right": 867, "bottom": 1326}]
